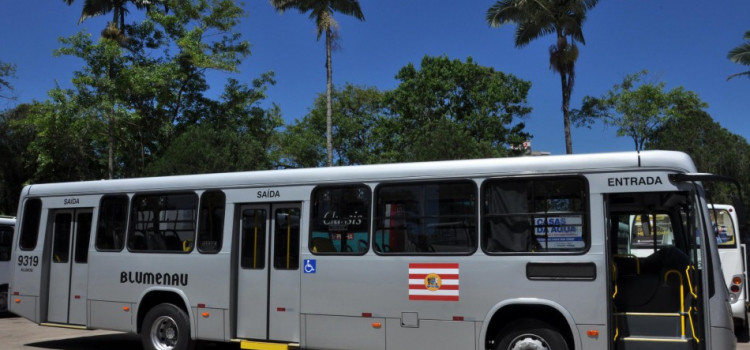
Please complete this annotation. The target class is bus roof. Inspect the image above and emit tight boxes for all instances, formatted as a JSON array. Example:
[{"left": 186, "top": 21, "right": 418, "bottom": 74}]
[{"left": 22, "top": 150, "right": 696, "bottom": 197}]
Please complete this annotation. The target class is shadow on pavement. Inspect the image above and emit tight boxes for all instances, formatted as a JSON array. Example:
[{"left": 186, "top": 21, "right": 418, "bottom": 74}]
[
  {"left": 26, "top": 333, "right": 140, "bottom": 350},
  {"left": 26, "top": 333, "right": 240, "bottom": 350}
]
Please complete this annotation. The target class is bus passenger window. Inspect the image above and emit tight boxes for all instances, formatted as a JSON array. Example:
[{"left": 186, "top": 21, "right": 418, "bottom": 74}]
[
  {"left": 19, "top": 198, "right": 42, "bottom": 250},
  {"left": 198, "top": 191, "right": 225, "bottom": 253},
  {"left": 482, "top": 177, "right": 588, "bottom": 253},
  {"left": 274, "top": 208, "right": 300, "bottom": 270},
  {"left": 310, "top": 185, "right": 371, "bottom": 255},
  {"left": 0, "top": 225, "right": 12, "bottom": 261},
  {"left": 96, "top": 195, "right": 128, "bottom": 251},
  {"left": 375, "top": 181, "right": 477, "bottom": 255},
  {"left": 128, "top": 193, "right": 198, "bottom": 253}
]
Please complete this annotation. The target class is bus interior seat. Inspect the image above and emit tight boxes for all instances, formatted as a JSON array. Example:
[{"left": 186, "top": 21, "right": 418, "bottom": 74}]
[
  {"left": 614, "top": 247, "right": 690, "bottom": 313},
  {"left": 311, "top": 237, "right": 336, "bottom": 253}
]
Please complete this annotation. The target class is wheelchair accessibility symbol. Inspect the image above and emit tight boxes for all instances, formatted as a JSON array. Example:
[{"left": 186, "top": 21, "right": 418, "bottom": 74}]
[{"left": 303, "top": 259, "right": 316, "bottom": 274}]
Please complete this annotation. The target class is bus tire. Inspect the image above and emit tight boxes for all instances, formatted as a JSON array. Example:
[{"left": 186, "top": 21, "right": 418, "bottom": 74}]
[
  {"left": 141, "top": 303, "right": 195, "bottom": 350},
  {"left": 493, "top": 318, "right": 568, "bottom": 350}
]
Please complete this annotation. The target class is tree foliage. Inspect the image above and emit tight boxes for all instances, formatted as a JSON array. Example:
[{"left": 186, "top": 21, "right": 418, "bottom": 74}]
[
  {"left": 279, "top": 83, "right": 386, "bottom": 167},
  {"left": 384, "top": 56, "right": 531, "bottom": 162},
  {"left": 0, "top": 60, "right": 16, "bottom": 100},
  {"left": 573, "top": 71, "right": 706, "bottom": 151},
  {"left": 647, "top": 109, "right": 750, "bottom": 228}
]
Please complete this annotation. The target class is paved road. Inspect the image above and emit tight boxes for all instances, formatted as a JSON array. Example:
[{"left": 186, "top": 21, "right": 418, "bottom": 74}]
[
  {"left": 2, "top": 312, "right": 750, "bottom": 349},
  {"left": 0, "top": 313, "right": 238, "bottom": 350}
]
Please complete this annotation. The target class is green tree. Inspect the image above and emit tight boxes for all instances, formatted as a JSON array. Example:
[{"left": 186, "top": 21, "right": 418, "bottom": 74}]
[
  {"left": 55, "top": 0, "right": 251, "bottom": 178},
  {"left": 0, "top": 104, "right": 37, "bottom": 214},
  {"left": 487, "top": 0, "right": 598, "bottom": 154},
  {"left": 647, "top": 109, "right": 750, "bottom": 225},
  {"left": 0, "top": 60, "right": 16, "bottom": 100},
  {"left": 279, "top": 83, "right": 386, "bottom": 167},
  {"left": 385, "top": 55, "right": 531, "bottom": 162},
  {"left": 573, "top": 71, "right": 706, "bottom": 151},
  {"left": 145, "top": 75, "right": 283, "bottom": 175},
  {"left": 270, "top": 0, "right": 365, "bottom": 167},
  {"left": 728, "top": 30, "right": 750, "bottom": 80}
]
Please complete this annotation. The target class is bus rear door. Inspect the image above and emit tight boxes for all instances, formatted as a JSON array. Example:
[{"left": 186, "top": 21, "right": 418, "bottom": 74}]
[{"left": 46, "top": 209, "right": 92, "bottom": 325}]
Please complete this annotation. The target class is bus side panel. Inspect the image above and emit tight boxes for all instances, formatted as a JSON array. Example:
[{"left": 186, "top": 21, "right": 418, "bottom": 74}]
[
  {"left": 10, "top": 208, "right": 49, "bottom": 323},
  {"left": 305, "top": 314, "right": 385, "bottom": 350},
  {"left": 89, "top": 300, "right": 133, "bottom": 332},
  {"left": 385, "top": 318, "right": 476, "bottom": 350},
  {"left": 86, "top": 250, "right": 232, "bottom": 335}
]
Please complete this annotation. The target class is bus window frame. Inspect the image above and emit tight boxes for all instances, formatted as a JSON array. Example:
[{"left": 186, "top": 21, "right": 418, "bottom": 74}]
[
  {"left": 126, "top": 191, "right": 199, "bottom": 254},
  {"left": 18, "top": 198, "right": 42, "bottom": 251},
  {"left": 197, "top": 190, "right": 226, "bottom": 254},
  {"left": 373, "top": 179, "right": 478, "bottom": 256},
  {"left": 480, "top": 175, "right": 591, "bottom": 256},
  {"left": 309, "top": 183, "right": 372, "bottom": 256},
  {"left": 95, "top": 194, "right": 130, "bottom": 252}
]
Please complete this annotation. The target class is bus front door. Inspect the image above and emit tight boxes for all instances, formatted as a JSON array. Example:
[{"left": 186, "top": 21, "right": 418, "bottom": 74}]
[
  {"left": 235, "top": 203, "right": 301, "bottom": 343},
  {"left": 46, "top": 209, "right": 92, "bottom": 325}
]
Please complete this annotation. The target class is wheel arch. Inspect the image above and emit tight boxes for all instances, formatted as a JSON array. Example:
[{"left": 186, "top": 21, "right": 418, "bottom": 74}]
[
  {"left": 136, "top": 287, "right": 194, "bottom": 338},
  {"left": 481, "top": 298, "right": 580, "bottom": 350}
]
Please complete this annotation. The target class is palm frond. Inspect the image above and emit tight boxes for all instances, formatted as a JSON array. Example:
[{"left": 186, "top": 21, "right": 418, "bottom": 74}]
[
  {"left": 329, "top": 0, "right": 364, "bottom": 20},
  {"left": 728, "top": 43, "right": 750, "bottom": 66},
  {"left": 727, "top": 70, "right": 750, "bottom": 81},
  {"left": 78, "top": 0, "right": 114, "bottom": 24}
]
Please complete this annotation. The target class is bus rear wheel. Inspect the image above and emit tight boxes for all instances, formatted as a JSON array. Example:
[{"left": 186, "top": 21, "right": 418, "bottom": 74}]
[
  {"left": 493, "top": 319, "right": 568, "bottom": 350},
  {"left": 141, "top": 303, "right": 196, "bottom": 350}
]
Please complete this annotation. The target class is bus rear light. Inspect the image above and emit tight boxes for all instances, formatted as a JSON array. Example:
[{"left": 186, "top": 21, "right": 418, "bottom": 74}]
[
  {"left": 732, "top": 276, "right": 743, "bottom": 286},
  {"left": 731, "top": 284, "right": 741, "bottom": 293},
  {"left": 452, "top": 316, "right": 464, "bottom": 321},
  {"left": 361, "top": 312, "right": 372, "bottom": 318},
  {"left": 277, "top": 307, "right": 286, "bottom": 312},
  {"left": 13, "top": 292, "right": 19, "bottom": 296},
  {"left": 197, "top": 303, "right": 206, "bottom": 308}
]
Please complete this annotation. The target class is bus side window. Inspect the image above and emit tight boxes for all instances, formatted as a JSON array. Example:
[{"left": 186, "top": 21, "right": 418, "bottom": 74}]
[
  {"left": 482, "top": 177, "right": 588, "bottom": 253},
  {"left": 310, "top": 185, "right": 371, "bottom": 255},
  {"left": 198, "top": 190, "right": 225, "bottom": 254},
  {"left": 375, "top": 181, "right": 477, "bottom": 255},
  {"left": 96, "top": 195, "right": 128, "bottom": 251},
  {"left": 19, "top": 198, "right": 42, "bottom": 250},
  {"left": 128, "top": 193, "right": 198, "bottom": 253},
  {"left": 0, "top": 225, "right": 12, "bottom": 261}
]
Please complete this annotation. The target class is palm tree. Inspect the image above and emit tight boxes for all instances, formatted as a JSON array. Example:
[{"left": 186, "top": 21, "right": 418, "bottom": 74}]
[
  {"left": 728, "top": 30, "right": 750, "bottom": 80},
  {"left": 487, "top": 0, "right": 598, "bottom": 154},
  {"left": 270, "top": 0, "right": 365, "bottom": 166}
]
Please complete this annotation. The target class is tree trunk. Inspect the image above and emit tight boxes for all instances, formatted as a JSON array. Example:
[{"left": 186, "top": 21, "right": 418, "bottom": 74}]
[
  {"left": 325, "top": 28, "right": 334, "bottom": 167},
  {"left": 109, "top": 108, "right": 115, "bottom": 179},
  {"left": 561, "top": 72, "right": 573, "bottom": 155}
]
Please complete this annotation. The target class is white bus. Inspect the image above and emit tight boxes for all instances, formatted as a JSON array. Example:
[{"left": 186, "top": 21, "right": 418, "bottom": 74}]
[
  {"left": 9, "top": 151, "right": 736, "bottom": 350},
  {"left": 0, "top": 216, "right": 14, "bottom": 314},
  {"left": 710, "top": 204, "right": 748, "bottom": 335}
]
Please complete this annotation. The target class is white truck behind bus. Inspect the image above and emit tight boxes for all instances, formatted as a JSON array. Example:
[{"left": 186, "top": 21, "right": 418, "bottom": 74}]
[
  {"left": 0, "top": 216, "right": 14, "bottom": 314},
  {"left": 711, "top": 204, "right": 748, "bottom": 335}
]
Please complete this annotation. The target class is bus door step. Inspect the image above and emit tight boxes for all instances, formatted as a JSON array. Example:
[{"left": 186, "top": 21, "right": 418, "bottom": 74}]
[
  {"left": 615, "top": 312, "right": 686, "bottom": 338},
  {"left": 240, "top": 340, "right": 300, "bottom": 350},
  {"left": 616, "top": 336, "right": 694, "bottom": 350}
]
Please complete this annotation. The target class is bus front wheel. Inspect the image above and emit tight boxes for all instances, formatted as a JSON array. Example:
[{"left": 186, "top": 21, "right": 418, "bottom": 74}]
[
  {"left": 493, "top": 319, "right": 568, "bottom": 350},
  {"left": 141, "top": 303, "right": 196, "bottom": 350}
]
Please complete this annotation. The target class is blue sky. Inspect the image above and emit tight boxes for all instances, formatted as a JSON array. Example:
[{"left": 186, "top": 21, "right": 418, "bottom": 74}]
[{"left": 1, "top": 0, "right": 748, "bottom": 156}]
